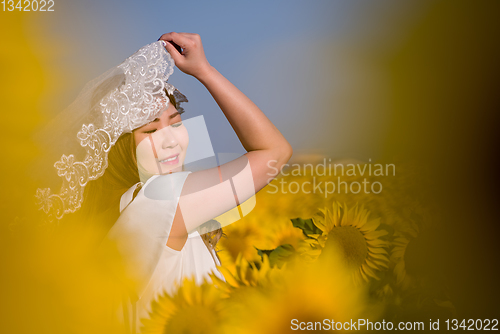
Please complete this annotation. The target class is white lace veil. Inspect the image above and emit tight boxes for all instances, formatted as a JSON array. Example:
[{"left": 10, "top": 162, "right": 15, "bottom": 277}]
[{"left": 32, "top": 40, "right": 187, "bottom": 223}]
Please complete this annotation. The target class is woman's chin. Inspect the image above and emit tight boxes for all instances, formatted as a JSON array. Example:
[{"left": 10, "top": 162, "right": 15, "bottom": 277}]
[
  {"left": 138, "top": 162, "right": 184, "bottom": 179},
  {"left": 160, "top": 164, "right": 183, "bottom": 174}
]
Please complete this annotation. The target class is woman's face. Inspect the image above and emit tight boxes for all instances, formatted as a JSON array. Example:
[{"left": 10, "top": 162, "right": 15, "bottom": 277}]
[{"left": 133, "top": 100, "right": 189, "bottom": 178}]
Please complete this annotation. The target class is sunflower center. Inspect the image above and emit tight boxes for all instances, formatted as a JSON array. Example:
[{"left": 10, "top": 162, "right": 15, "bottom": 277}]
[{"left": 324, "top": 226, "right": 368, "bottom": 270}]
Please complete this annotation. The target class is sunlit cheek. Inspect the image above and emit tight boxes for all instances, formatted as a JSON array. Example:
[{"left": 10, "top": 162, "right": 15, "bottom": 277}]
[
  {"left": 171, "top": 124, "right": 186, "bottom": 139},
  {"left": 177, "top": 126, "right": 189, "bottom": 159},
  {"left": 136, "top": 136, "right": 158, "bottom": 169}
]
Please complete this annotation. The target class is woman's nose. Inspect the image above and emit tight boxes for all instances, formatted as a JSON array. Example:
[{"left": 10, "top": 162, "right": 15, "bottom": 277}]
[{"left": 159, "top": 125, "right": 178, "bottom": 149}]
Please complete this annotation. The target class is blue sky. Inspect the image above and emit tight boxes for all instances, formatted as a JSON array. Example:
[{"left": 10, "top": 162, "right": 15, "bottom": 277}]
[{"left": 31, "top": 0, "right": 429, "bottom": 162}]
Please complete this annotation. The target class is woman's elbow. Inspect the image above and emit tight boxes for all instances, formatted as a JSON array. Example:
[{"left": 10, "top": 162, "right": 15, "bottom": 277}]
[{"left": 278, "top": 142, "right": 293, "bottom": 165}]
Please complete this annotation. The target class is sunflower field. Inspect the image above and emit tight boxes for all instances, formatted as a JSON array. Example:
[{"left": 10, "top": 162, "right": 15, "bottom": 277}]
[
  {"left": 3, "top": 3, "right": 499, "bottom": 333},
  {"left": 137, "top": 160, "right": 456, "bottom": 333}
]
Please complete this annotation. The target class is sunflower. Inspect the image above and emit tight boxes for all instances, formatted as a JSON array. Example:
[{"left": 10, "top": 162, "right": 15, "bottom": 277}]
[
  {"left": 391, "top": 232, "right": 414, "bottom": 287},
  {"left": 312, "top": 201, "right": 389, "bottom": 284},
  {"left": 210, "top": 253, "right": 283, "bottom": 299},
  {"left": 292, "top": 237, "right": 324, "bottom": 263},
  {"left": 139, "top": 277, "right": 225, "bottom": 334},
  {"left": 218, "top": 215, "right": 264, "bottom": 263},
  {"left": 220, "top": 251, "right": 382, "bottom": 334},
  {"left": 390, "top": 221, "right": 424, "bottom": 290},
  {"left": 259, "top": 217, "right": 306, "bottom": 250}
]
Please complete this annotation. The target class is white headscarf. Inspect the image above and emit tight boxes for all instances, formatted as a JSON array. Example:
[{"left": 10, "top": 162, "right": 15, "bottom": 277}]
[{"left": 33, "top": 40, "right": 187, "bottom": 223}]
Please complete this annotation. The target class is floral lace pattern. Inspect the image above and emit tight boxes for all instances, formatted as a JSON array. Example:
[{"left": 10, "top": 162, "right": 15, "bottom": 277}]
[{"left": 35, "top": 41, "right": 187, "bottom": 222}]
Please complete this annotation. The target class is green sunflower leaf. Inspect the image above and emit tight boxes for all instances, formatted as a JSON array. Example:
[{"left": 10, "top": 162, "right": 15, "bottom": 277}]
[
  {"left": 291, "top": 218, "right": 322, "bottom": 238},
  {"left": 255, "top": 247, "right": 275, "bottom": 258},
  {"left": 269, "top": 244, "right": 296, "bottom": 268},
  {"left": 255, "top": 244, "right": 296, "bottom": 269}
]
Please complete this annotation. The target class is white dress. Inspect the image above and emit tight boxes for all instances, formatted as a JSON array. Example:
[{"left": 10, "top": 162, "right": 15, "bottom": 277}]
[{"left": 101, "top": 171, "right": 225, "bottom": 333}]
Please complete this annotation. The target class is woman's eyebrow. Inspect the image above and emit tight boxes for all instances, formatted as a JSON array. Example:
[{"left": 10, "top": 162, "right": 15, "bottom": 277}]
[
  {"left": 169, "top": 111, "right": 181, "bottom": 119},
  {"left": 150, "top": 111, "right": 180, "bottom": 123}
]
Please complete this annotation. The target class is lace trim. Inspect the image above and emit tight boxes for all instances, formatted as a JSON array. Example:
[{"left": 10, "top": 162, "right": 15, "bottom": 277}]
[{"left": 35, "top": 41, "right": 187, "bottom": 223}]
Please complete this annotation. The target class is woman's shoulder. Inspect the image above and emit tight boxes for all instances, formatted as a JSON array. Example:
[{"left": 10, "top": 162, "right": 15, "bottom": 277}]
[{"left": 119, "top": 181, "right": 144, "bottom": 213}]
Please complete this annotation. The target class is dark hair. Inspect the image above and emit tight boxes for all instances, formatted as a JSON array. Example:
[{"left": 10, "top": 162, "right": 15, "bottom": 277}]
[{"left": 77, "top": 91, "right": 223, "bottom": 262}]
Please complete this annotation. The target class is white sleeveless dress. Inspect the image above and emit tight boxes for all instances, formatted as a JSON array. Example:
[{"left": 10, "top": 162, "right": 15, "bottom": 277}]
[{"left": 102, "top": 171, "right": 225, "bottom": 333}]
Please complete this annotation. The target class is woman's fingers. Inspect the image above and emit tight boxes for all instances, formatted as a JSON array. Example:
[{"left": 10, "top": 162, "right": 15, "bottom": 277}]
[
  {"left": 163, "top": 41, "right": 183, "bottom": 64},
  {"left": 158, "top": 32, "right": 192, "bottom": 49},
  {"left": 158, "top": 32, "right": 210, "bottom": 78},
  {"left": 159, "top": 32, "right": 191, "bottom": 65}
]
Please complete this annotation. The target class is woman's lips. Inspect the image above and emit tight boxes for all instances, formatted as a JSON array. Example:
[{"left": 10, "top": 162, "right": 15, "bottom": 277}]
[{"left": 158, "top": 154, "right": 179, "bottom": 165}]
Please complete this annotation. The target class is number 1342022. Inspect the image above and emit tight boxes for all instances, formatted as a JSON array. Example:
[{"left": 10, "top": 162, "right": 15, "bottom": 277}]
[{"left": 2, "top": 0, "right": 54, "bottom": 11}]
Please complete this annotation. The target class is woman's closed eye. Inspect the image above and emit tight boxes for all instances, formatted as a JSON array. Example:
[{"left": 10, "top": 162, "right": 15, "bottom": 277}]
[{"left": 144, "top": 121, "right": 183, "bottom": 134}]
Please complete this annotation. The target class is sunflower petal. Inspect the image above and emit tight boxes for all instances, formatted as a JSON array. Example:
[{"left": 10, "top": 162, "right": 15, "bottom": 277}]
[
  {"left": 365, "top": 259, "right": 381, "bottom": 270},
  {"left": 359, "top": 268, "right": 370, "bottom": 282},
  {"left": 366, "top": 239, "right": 388, "bottom": 247},
  {"left": 359, "top": 218, "right": 380, "bottom": 232},
  {"left": 391, "top": 250, "right": 405, "bottom": 260},
  {"left": 368, "top": 247, "right": 388, "bottom": 255},
  {"left": 217, "top": 268, "right": 240, "bottom": 288},
  {"left": 372, "top": 259, "right": 389, "bottom": 269},
  {"left": 394, "top": 261, "right": 406, "bottom": 284},
  {"left": 362, "top": 264, "right": 380, "bottom": 280},
  {"left": 393, "top": 238, "right": 409, "bottom": 246},
  {"left": 352, "top": 271, "right": 363, "bottom": 286},
  {"left": 364, "top": 230, "right": 388, "bottom": 240},
  {"left": 367, "top": 252, "right": 389, "bottom": 261},
  {"left": 354, "top": 208, "right": 370, "bottom": 229}
]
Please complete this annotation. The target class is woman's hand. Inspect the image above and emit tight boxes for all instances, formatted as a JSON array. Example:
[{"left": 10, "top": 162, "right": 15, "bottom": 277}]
[{"left": 158, "top": 32, "right": 212, "bottom": 79}]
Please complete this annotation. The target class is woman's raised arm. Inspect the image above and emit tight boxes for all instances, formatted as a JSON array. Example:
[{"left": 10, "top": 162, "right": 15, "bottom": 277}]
[
  {"left": 160, "top": 32, "right": 292, "bottom": 170},
  {"left": 158, "top": 32, "right": 293, "bottom": 249}
]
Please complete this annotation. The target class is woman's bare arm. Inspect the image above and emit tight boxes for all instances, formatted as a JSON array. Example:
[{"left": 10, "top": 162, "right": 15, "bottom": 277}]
[
  {"left": 158, "top": 32, "right": 293, "bottom": 250},
  {"left": 161, "top": 32, "right": 292, "bottom": 163}
]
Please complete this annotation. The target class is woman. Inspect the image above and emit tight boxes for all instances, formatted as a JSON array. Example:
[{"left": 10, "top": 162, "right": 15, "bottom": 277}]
[{"left": 36, "top": 32, "right": 292, "bottom": 333}]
